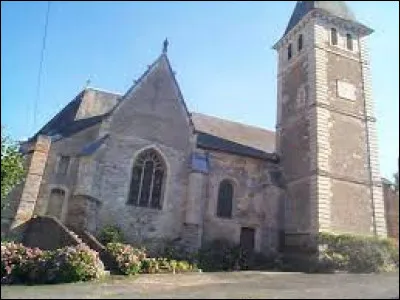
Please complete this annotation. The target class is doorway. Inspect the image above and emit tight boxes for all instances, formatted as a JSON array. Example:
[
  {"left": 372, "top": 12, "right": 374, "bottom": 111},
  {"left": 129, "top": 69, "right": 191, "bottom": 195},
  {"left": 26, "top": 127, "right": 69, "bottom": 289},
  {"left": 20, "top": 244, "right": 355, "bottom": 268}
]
[{"left": 240, "top": 227, "right": 255, "bottom": 253}]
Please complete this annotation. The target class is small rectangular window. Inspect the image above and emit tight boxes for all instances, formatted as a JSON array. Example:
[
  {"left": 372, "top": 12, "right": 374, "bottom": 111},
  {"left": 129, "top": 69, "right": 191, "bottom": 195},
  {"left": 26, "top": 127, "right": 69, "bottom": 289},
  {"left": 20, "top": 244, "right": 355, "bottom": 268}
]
[
  {"left": 58, "top": 156, "right": 70, "bottom": 176},
  {"left": 269, "top": 170, "right": 285, "bottom": 188},
  {"left": 298, "top": 34, "right": 303, "bottom": 52},
  {"left": 288, "top": 44, "right": 292, "bottom": 60},
  {"left": 331, "top": 28, "right": 338, "bottom": 46}
]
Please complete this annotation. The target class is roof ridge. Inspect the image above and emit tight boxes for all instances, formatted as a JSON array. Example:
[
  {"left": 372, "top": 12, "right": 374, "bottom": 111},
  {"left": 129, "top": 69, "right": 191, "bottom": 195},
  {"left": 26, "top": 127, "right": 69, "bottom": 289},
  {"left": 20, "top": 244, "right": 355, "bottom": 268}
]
[
  {"left": 196, "top": 131, "right": 278, "bottom": 161},
  {"left": 106, "top": 53, "right": 166, "bottom": 115},
  {"left": 31, "top": 90, "right": 85, "bottom": 139},
  {"left": 191, "top": 112, "right": 275, "bottom": 133},
  {"left": 123, "top": 53, "right": 165, "bottom": 98}
]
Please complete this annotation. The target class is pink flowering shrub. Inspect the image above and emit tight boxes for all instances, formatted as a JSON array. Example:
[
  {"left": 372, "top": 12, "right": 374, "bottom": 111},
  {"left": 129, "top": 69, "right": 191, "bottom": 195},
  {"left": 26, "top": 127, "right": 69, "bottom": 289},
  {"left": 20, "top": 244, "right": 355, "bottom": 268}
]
[
  {"left": 1, "top": 242, "right": 47, "bottom": 284},
  {"left": 1, "top": 242, "right": 105, "bottom": 284},
  {"left": 105, "top": 243, "right": 146, "bottom": 275}
]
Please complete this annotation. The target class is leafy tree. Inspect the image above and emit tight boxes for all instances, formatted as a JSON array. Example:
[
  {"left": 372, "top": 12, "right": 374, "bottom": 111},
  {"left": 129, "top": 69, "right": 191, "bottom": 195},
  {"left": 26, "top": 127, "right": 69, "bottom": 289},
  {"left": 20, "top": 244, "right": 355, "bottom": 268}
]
[
  {"left": 1, "top": 127, "right": 25, "bottom": 211},
  {"left": 396, "top": 158, "right": 399, "bottom": 190}
]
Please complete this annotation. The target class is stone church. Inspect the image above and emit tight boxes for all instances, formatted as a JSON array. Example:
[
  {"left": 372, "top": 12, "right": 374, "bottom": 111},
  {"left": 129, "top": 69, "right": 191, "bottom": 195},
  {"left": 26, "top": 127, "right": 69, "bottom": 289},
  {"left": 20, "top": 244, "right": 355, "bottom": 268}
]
[{"left": 2, "top": 1, "right": 395, "bottom": 254}]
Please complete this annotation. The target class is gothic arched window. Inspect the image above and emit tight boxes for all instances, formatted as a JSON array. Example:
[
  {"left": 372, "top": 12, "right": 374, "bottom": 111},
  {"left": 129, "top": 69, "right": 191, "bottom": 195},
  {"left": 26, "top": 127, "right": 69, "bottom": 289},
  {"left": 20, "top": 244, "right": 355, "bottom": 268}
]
[
  {"left": 127, "top": 149, "right": 165, "bottom": 209},
  {"left": 330, "top": 28, "right": 338, "bottom": 46},
  {"left": 298, "top": 34, "right": 303, "bottom": 52},
  {"left": 346, "top": 33, "right": 353, "bottom": 51},
  {"left": 217, "top": 180, "right": 233, "bottom": 218}
]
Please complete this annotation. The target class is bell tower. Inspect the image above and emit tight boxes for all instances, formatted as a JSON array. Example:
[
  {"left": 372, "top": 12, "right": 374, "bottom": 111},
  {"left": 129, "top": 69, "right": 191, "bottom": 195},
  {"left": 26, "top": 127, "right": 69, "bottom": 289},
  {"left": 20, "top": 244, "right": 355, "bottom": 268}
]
[{"left": 273, "top": 1, "right": 387, "bottom": 249}]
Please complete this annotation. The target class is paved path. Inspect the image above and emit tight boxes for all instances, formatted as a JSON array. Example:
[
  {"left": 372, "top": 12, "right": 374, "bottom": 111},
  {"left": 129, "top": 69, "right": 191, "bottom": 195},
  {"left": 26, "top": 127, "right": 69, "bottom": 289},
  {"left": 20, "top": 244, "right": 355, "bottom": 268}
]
[{"left": 1, "top": 271, "right": 399, "bottom": 299}]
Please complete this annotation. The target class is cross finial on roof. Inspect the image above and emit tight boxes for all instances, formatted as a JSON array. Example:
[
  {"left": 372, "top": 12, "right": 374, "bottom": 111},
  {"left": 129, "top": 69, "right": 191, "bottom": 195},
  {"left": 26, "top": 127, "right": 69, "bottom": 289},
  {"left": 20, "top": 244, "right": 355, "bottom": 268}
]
[
  {"left": 162, "top": 38, "right": 169, "bottom": 54},
  {"left": 84, "top": 78, "right": 91, "bottom": 89}
]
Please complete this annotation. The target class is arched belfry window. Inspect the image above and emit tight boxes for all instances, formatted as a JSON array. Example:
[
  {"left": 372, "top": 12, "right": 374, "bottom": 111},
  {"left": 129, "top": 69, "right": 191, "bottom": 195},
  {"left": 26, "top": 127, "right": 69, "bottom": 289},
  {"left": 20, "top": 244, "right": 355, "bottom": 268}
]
[
  {"left": 127, "top": 149, "right": 165, "bottom": 209},
  {"left": 287, "top": 43, "right": 292, "bottom": 60},
  {"left": 331, "top": 28, "right": 338, "bottom": 46},
  {"left": 217, "top": 180, "right": 233, "bottom": 218},
  {"left": 346, "top": 33, "right": 353, "bottom": 51}
]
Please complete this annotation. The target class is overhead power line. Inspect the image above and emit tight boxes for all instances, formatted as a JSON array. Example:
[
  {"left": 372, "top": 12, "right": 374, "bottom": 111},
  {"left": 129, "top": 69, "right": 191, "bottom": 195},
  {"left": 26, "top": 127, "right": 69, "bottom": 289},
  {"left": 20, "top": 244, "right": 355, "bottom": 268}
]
[{"left": 33, "top": 1, "right": 51, "bottom": 129}]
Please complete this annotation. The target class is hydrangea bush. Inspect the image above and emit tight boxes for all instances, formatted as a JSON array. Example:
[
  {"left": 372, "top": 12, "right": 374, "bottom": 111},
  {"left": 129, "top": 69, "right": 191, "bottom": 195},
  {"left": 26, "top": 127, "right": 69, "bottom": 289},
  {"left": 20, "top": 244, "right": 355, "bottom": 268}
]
[
  {"left": 46, "top": 244, "right": 105, "bottom": 283},
  {"left": 1, "top": 242, "right": 46, "bottom": 284},
  {"left": 105, "top": 243, "right": 146, "bottom": 275},
  {"left": 1, "top": 242, "right": 105, "bottom": 284}
]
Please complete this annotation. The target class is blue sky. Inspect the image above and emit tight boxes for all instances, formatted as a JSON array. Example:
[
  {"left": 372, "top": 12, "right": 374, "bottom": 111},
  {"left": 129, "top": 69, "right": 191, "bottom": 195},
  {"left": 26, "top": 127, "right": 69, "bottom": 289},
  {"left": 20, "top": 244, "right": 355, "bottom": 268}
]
[{"left": 1, "top": 1, "right": 398, "bottom": 180}]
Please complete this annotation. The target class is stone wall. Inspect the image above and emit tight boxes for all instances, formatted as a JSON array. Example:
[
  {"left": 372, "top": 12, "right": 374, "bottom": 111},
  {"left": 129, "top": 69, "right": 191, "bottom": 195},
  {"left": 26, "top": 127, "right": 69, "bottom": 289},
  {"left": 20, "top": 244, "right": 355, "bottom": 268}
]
[
  {"left": 202, "top": 150, "right": 283, "bottom": 254},
  {"left": 94, "top": 137, "right": 189, "bottom": 254},
  {"left": 34, "top": 124, "right": 101, "bottom": 222},
  {"left": 322, "top": 28, "right": 384, "bottom": 236},
  {"left": 276, "top": 19, "right": 315, "bottom": 238},
  {"left": 91, "top": 54, "right": 193, "bottom": 254},
  {"left": 330, "top": 179, "right": 372, "bottom": 234}
]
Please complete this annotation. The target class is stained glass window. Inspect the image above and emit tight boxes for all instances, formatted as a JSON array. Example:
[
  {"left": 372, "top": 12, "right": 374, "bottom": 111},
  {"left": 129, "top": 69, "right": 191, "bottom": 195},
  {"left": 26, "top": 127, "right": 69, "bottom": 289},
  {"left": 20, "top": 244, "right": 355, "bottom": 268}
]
[{"left": 127, "top": 150, "right": 165, "bottom": 209}]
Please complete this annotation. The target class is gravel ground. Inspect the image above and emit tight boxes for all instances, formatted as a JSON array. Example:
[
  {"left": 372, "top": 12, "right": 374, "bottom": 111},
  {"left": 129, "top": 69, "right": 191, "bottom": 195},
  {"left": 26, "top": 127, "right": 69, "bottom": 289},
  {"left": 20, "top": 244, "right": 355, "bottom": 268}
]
[{"left": 1, "top": 271, "right": 399, "bottom": 299}]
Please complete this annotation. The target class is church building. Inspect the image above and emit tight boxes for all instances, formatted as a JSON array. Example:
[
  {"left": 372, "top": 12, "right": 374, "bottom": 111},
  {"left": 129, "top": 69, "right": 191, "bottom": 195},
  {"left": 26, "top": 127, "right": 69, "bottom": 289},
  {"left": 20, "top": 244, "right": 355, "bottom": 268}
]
[{"left": 2, "top": 1, "right": 392, "bottom": 254}]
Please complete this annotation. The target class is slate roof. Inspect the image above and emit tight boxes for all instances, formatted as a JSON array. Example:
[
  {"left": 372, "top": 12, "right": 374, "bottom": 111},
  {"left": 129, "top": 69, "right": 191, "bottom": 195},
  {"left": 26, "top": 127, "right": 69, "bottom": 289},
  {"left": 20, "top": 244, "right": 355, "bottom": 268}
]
[
  {"left": 30, "top": 53, "right": 276, "bottom": 161},
  {"left": 191, "top": 112, "right": 275, "bottom": 154},
  {"left": 197, "top": 132, "right": 278, "bottom": 162},
  {"left": 33, "top": 90, "right": 84, "bottom": 138},
  {"left": 79, "top": 134, "right": 110, "bottom": 156},
  {"left": 285, "top": 1, "right": 356, "bottom": 35},
  {"left": 29, "top": 88, "right": 120, "bottom": 142}
]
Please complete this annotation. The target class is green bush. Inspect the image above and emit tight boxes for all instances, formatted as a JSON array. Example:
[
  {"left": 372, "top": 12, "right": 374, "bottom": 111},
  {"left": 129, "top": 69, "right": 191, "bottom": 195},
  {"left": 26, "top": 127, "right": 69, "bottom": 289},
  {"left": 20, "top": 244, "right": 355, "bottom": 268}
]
[
  {"left": 105, "top": 243, "right": 146, "bottom": 275},
  {"left": 162, "top": 240, "right": 197, "bottom": 263},
  {"left": 1, "top": 242, "right": 105, "bottom": 284},
  {"left": 1, "top": 127, "right": 25, "bottom": 211},
  {"left": 98, "top": 225, "right": 125, "bottom": 245},
  {"left": 196, "top": 239, "right": 282, "bottom": 272},
  {"left": 140, "top": 258, "right": 157, "bottom": 274},
  {"left": 318, "top": 232, "right": 399, "bottom": 273},
  {"left": 244, "top": 251, "right": 284, "bottom": 271},
  {"left": 197, "top": 239, "right": 241, "bottom": 272},
  {"left": 176, "top": 260, "right": 194, "bottom": 272},
  {"left": 46, "top": 244, "right": 105, "bottom": 283},
  {"left": 140, "top": 257, "right": 197, "bottom": 274}
]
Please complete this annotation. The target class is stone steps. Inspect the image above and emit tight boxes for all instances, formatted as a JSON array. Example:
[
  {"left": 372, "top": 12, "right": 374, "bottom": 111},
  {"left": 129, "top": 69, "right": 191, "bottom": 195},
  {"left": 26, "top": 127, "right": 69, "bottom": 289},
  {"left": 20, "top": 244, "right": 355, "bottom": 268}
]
[{"left": 66, "top": 226, "right": 119, "bottom": 274}]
